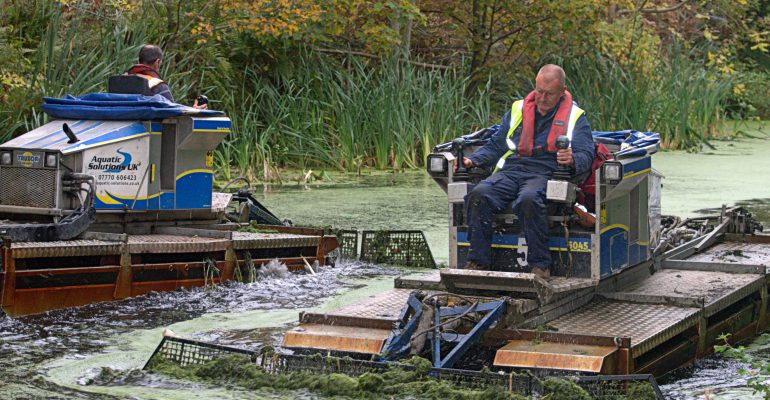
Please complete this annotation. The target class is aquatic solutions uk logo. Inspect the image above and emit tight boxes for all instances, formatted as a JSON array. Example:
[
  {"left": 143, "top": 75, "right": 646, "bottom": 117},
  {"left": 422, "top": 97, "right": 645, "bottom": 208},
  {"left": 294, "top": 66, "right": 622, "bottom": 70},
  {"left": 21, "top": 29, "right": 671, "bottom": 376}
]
[{"left": 87, "top": 148, "right": 141, "bottom": 173}]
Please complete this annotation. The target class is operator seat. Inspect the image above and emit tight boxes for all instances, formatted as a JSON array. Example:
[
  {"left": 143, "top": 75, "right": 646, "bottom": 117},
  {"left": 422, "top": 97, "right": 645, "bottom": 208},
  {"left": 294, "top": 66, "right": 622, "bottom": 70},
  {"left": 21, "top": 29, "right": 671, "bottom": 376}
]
[
  {"left": 493, "top": 168, "right": 593, "bottom": 227},
  {"left": 107, "top": 75, "right": 152, "bottom": 96}
]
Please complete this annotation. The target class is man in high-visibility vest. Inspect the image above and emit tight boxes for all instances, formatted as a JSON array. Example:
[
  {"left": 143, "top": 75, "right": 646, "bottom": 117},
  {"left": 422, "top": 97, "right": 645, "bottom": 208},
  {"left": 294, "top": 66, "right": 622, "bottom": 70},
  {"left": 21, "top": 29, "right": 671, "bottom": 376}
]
[
  {"left": 459, "top": 64, "right": 595, "bottom": 279},
  {"left": 126, "top": 44, "right": 206, "bottom": 109}
]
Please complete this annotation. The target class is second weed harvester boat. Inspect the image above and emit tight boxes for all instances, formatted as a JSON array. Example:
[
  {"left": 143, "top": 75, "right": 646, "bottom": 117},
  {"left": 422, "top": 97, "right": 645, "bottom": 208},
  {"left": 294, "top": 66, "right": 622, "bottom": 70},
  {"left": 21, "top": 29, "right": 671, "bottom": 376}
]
[{"left": 0, "top": 76, "right": 338, "bottom": 316}]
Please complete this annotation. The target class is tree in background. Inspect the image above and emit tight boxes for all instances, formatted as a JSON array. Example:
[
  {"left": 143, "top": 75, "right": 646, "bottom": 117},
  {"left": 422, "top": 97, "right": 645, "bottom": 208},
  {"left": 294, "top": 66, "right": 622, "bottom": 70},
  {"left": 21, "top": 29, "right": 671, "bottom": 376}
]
[
  {"left": 415, "top": 0, "right": 602, "bottom": 96},
  {"left": 220, "top": 0, "right": 424, "bottom": 55}
]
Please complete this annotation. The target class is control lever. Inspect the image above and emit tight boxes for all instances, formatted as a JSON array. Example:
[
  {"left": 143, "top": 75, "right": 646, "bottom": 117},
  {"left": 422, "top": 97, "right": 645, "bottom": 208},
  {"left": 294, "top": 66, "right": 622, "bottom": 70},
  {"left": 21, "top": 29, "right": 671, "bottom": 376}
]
[
  {"left": 546, "top": 135, "right": 576, "bottom": 203},
  {"left": 452, "top": 138, "right": 469, "bottom": 181},
  {"left": 552, "top": 135, "right": 571, "bottom": 181}
]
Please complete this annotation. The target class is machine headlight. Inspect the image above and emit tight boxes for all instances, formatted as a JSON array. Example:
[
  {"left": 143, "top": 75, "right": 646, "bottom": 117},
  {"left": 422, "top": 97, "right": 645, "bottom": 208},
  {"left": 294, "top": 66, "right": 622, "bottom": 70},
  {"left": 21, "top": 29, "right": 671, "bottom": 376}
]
[
  {"left": 1, "top": 152, "right": 11, "bottom": 165},
  {"left": 45, "top": 152, "right": 58, "bottom": 168},
  {"left": 427, "top": 154, "right": 448, "bottom": 176},
  {"left": 601, "top": 161, "right": 623, "bottom": 185}
]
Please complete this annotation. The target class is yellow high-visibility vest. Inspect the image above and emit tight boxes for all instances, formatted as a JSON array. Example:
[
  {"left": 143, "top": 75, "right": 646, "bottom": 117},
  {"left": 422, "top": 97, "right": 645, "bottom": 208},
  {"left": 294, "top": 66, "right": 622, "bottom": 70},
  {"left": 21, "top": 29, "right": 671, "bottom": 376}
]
[{"left": 493, "top": 100, "right": 584, "bottom": 173}]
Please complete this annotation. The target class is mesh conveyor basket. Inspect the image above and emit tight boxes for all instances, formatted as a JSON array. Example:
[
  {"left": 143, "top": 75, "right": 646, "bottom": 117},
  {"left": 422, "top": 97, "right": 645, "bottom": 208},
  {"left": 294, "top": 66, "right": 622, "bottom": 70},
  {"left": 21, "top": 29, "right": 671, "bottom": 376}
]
[
  {"left": 360, "top": 230, "right": 436, "bottom": 268},
  {"left": 145, "top": 336, "right": 664, "bottom": 399},
  {"left": 144, "top": 336, "right": 254, "bottom": 368},
  {"left": 336, "top": 229, "right": 359, "bottom": 259},
  {"left": 431, "top": 367, "right": 534, "bottom": 395},
  {"left": 261, "top": 352, "right": 395, "bottom": 376}
]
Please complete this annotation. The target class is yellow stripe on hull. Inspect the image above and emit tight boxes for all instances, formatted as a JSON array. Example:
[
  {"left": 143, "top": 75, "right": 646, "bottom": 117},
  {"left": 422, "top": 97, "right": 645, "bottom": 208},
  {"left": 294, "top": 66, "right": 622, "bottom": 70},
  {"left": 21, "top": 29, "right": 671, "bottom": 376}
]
[
  {"left": 457, "top": 242, "right": 590, "bottom": 253},
  {"left": 623, "top": 168, "right": 651, "bottom": 180},
  {"left": 176, "top": 169, "right": 213, "bottom": 180}
]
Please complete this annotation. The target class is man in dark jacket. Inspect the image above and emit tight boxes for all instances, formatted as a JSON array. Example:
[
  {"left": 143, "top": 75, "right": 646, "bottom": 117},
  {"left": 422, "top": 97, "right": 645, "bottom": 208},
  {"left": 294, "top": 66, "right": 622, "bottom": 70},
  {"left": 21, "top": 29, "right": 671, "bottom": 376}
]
[
  {"left": 459, "top": 64, "right": 594, "bottom": 279},
  {"left": 127, "top": 44, "right": 206, "bottom": 109}
]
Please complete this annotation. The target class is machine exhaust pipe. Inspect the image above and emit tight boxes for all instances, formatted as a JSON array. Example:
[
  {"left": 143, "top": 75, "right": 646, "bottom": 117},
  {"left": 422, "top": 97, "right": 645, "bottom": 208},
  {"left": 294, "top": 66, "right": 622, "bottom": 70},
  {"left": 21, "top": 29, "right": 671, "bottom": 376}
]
[{"left": 62, "top": 123, "right": 79, "bottom": 144}]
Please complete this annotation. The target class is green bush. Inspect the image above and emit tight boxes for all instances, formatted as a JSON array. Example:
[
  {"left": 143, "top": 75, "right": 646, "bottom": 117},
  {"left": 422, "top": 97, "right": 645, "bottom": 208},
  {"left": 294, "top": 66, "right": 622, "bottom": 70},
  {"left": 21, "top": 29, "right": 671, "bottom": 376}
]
[{"left": 731, "top": 71, "right": 770, "bottom": 119}]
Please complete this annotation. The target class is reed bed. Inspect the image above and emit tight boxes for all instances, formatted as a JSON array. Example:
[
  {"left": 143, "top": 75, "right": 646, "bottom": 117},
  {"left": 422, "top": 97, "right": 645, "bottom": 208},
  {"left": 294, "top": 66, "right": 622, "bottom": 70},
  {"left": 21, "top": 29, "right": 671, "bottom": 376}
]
[
  {"left": 565, "top": 46, "right": 733, "bottom": 149},
  {"left": 216, "top": 54, "right": 491, "bottom": 178}
]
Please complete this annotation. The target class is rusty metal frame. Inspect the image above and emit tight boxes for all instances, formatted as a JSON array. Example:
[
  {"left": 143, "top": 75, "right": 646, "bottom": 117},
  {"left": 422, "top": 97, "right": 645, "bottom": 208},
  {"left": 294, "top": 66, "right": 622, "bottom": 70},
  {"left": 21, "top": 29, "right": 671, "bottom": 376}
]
[{"left": 1, "top": 228, "right": 336, "bottom": 316}]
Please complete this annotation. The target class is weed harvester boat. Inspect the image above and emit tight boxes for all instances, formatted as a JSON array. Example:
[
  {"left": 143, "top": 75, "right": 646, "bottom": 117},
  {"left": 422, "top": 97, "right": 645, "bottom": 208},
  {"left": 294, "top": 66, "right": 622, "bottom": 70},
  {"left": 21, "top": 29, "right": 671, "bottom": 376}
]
[
  {"left": 265, "top": 127, "right": 768, "bottom": 395},
  {"left": 0, "top": 77, "right": 338, "bottom": 316}
]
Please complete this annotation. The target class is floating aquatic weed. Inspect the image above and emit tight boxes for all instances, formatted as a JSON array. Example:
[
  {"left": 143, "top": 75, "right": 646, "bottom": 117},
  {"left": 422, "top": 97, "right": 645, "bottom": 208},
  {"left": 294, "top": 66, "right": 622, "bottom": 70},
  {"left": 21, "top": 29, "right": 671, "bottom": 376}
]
[
  {"left": 541, "top": 377, "right": 591, "bottom": 400},
  {"left": 626, "top": 381, "right": 658, "bottom": 400},
  {"left": 245, "top": 251, "right": 257, "bottom": 283},
  {"left": 233, "top": 256, "right": 244, "bottom": 282},
  {"left": 146, "top": 353, "right": 526, "bottom": 400},
  {"left": 203, "top": 257, "right": 221, "bottom": 289}
]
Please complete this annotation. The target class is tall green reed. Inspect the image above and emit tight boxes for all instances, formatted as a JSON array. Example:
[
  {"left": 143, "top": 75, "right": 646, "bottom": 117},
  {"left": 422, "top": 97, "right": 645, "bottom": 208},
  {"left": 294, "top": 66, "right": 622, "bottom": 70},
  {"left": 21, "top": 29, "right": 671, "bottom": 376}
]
[
  {"left": 2, "top": 1, "right": 488, "bottom": 179},
  {"left": 564, "top": 45, "right": 733, "bottom": 149},
  {"left": 27, "top": 3, "right": 145, "bottom": 127},
  {"left": 215, "top": 53, "right": 491, "bottom": 178}
]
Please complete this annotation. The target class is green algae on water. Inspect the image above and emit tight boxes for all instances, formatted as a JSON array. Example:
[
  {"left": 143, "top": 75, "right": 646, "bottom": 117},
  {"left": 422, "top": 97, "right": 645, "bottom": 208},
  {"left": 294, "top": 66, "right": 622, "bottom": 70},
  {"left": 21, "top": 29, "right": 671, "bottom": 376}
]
[{"left": 540, "top": 377, "right": 657, "bottom": 400}]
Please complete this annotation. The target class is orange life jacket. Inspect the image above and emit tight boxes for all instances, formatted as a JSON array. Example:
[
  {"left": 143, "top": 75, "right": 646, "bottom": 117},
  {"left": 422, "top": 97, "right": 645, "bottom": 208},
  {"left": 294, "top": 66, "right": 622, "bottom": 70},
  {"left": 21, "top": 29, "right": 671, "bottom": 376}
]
[{"left": 518, "top": 90, "right": 575, "bottom": 156}]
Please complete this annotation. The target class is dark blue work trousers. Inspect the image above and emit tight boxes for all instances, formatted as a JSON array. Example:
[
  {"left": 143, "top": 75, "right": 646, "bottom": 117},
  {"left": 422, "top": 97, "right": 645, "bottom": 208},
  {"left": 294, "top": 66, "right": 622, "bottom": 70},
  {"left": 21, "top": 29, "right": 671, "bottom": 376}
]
[{"left": 464, "top": 170, "right": 550, "bottom": 269}]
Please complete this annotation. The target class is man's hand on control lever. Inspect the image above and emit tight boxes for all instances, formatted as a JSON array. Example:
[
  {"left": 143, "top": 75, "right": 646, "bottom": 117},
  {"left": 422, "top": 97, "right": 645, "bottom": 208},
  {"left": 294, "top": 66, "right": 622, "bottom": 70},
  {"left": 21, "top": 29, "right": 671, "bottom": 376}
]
[
  {"left": 556, "top": 148, "right": 575, "bottom": 167},
  {"left": 193, "top": 95, "right": 209, "bottom": 110},
  {"left": 454, "top": 157, "right": 473, "bottom": 172}
]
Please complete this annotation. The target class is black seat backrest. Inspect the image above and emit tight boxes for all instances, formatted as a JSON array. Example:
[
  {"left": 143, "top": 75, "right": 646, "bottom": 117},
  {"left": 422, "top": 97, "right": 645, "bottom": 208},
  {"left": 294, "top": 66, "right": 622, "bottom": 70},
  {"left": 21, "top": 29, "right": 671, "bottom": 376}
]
[{"left": 108, "top": 75, "right": 151, "bottom": 95}]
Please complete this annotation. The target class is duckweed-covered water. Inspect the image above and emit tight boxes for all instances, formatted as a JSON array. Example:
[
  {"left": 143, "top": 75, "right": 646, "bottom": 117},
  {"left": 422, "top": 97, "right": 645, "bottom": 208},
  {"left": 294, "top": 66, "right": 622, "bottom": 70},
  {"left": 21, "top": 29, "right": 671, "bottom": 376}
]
[{"left": 1, "top": 125, "right": 769, "bottom": 399}]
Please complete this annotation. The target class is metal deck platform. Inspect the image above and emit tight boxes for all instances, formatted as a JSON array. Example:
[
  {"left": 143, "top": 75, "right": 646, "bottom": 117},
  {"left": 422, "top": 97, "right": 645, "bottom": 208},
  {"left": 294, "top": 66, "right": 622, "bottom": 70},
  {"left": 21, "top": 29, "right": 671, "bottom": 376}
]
[
  {"left": 282, "top": 233, "right": 770, "bottom": 377},
  {"left": 300, "top": 288, "right": 416, "bottom": 329},
  {"left": 603, "top": 268, "right": 766, "bottom": 316},
  {"left": 284, "top": 289, "right": 417, "bottom": 354},
  {"left": 547, "top": 299, "right": 701, "bottom": 358},
  {"left": 684, "top": 240, "right": 770, "bottom": 267}
]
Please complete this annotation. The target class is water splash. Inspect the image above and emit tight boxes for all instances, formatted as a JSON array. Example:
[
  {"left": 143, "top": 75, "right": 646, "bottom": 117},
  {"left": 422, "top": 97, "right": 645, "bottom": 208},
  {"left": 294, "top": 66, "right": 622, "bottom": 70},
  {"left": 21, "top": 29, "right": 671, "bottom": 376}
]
[{"left": 257, "top": 259, "right": 290, "bottom": 280}]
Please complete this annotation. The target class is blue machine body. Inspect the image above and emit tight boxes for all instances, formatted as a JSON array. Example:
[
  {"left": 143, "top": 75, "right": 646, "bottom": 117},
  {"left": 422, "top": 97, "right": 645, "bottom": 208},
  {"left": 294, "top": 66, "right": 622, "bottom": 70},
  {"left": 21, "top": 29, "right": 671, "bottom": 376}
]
[
  {"left": 0, "top": 93, "right": 231, "bottom": 216},
  {"left": 440, "top": 129, "right": 661, "bottom": 280}
]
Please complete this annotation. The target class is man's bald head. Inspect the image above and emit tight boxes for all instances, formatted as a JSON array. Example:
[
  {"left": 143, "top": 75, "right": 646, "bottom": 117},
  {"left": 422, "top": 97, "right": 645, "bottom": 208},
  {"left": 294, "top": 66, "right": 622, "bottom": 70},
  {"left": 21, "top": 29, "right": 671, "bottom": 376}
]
[
  {"left": 533, "top": 64, "right": 567, "bottom": 114},
  {"left": 138, "top": 45, "right": 163, "bottom": 66},
  {"left": 537, "top": 64, "right": 566, "bottom": 89}
]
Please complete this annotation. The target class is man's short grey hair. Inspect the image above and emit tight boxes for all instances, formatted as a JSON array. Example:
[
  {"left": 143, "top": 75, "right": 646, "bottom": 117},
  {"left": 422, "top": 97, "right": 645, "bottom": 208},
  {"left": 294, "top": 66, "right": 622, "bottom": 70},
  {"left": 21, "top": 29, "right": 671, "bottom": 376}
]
[
  {"left": 537, "top": 64, "right": 566, "bottom": 88},
  {"left": 139, "top": 45, "right": 163, "bottom": 65}
]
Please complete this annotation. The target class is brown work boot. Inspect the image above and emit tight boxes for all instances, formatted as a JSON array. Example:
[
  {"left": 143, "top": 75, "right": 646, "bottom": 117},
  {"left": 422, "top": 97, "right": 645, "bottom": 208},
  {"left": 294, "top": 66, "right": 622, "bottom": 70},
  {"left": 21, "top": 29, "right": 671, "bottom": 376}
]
[
  {"left": 531, "top": 267, "right": 551, "bottom": 280},
  {"left": 464, "top": 261, "right": 488, "bottom": 271}
]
